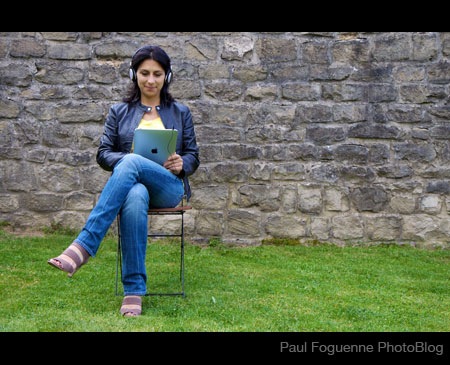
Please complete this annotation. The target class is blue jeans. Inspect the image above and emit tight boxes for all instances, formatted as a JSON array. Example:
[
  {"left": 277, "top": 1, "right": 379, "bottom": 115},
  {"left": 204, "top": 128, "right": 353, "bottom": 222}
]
[{"left": 74, "top": 153, "right": 184, "bottom": 296}]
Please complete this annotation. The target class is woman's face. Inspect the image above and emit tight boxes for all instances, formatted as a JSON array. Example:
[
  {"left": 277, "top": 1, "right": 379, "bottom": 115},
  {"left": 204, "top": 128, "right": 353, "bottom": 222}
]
[{"left": 136, "top": 59, "right": 166, "bottom": 101}]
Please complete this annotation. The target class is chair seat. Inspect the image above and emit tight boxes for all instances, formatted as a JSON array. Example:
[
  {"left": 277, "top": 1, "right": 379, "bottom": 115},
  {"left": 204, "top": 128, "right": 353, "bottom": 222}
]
[{"left": 148, "top": 206, "right": 192, "bottom": 213}]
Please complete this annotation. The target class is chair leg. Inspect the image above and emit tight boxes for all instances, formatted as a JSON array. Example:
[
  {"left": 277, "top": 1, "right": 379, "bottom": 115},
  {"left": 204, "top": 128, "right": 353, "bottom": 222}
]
[
  {"left": 115, "top": 209, "right": 187, "bottom": 297},
  {"left": 115, "top": 215, "right": 122, "bottom": 296},
  {"left": 180, "top": 212, "right": 185, "bottom": 297}
]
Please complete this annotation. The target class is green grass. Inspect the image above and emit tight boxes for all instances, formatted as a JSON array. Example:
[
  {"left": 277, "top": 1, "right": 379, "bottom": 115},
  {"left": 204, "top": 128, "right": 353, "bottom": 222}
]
[{"left": 0, "top": 229, "right": 448, "bottom": 332}]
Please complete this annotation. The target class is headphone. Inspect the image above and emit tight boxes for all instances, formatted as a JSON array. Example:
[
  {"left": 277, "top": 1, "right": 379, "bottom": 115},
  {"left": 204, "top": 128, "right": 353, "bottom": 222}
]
[{"left": 129, "top": 46, "right": 173, "bottom": 84}]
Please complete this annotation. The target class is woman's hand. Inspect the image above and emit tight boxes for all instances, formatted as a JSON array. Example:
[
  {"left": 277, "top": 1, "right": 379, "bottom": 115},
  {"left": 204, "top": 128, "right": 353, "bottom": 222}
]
[{"left": 164, "top": 153, "right": 183, "bottom": 175}]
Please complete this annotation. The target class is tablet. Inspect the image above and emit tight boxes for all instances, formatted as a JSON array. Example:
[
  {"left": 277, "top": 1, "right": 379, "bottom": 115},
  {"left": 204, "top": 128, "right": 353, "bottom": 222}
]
[{"left": 132, "top": 128, "right": 178, "bottom": 165}]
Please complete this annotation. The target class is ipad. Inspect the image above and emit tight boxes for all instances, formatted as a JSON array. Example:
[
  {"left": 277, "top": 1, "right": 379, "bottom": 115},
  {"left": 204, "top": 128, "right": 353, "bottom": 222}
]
[{"left": 132, "top": 128, "right": 178, "bottom": 165}]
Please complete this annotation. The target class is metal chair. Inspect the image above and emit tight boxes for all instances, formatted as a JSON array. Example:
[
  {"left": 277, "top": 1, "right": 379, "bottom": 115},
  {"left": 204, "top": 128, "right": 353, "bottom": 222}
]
[{"left": 115, "top": 205, "right": 192, "bottom": 297}]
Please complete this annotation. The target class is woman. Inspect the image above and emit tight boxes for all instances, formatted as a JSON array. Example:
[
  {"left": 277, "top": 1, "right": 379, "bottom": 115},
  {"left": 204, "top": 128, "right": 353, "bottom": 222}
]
[{"left": 47, "top": 45, "right": 200, "bottom": 317}]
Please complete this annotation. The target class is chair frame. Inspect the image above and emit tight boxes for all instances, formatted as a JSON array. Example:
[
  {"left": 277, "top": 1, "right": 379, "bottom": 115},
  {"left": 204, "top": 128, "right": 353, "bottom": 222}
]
[{"left": 115, "top": 205, "right": 192, "bottom": 297}]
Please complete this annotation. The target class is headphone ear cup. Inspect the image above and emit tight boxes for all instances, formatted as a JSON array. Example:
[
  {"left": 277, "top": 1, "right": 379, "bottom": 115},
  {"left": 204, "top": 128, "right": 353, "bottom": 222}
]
[
  {"left": 165, "top": 68, "right": 173, "bottom": 84},
  {"left": 129, "top": 64, "right": 136, "bottom": 82}
]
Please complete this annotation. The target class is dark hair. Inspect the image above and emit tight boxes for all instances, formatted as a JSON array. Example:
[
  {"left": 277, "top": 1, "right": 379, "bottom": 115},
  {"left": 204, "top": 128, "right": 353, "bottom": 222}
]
[{"left": 123, "top": 45, "right": 175, "bottom": 106}]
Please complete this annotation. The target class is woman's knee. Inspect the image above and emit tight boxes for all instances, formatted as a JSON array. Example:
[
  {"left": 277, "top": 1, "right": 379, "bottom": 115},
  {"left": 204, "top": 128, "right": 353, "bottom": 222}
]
[
  {"left": 115, "top": 153, "right": 141, "bottom": 171},
  {"left": 123, "top": 183, "right": 149, "bottom": 208}
]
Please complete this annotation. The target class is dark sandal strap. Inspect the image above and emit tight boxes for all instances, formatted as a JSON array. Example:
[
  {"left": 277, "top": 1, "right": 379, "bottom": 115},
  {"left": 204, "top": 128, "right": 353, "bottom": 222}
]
[{"left": 120, "top": 296, "right": 142, "bottom": 316}]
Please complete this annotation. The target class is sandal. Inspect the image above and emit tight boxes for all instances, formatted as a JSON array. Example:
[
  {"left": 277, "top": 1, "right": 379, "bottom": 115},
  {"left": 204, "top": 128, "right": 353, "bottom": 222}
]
[
  {"left": 120, "top": 295, "right": 142, "bottom": 317},
  {"left": 47, "top": 242, "right": 90, "bottom": 278}
]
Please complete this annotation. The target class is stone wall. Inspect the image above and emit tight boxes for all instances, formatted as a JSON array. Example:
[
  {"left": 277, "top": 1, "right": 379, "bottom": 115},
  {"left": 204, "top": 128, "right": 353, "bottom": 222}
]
[{"left": 0, "top": 32, "right": 449, "bottom": 247}]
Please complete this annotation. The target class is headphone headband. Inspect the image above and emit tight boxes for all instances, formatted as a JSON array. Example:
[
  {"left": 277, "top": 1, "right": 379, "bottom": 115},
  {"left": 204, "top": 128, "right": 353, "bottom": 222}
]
[{"left": 129, "top": 46, "right": 172, "bottom": 84}]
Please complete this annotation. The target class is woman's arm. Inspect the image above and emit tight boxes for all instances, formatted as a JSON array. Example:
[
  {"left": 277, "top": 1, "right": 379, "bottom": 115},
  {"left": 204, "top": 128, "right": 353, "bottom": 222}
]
[{"left": 96, "top": 105, "right": 128, "bottom": 171}]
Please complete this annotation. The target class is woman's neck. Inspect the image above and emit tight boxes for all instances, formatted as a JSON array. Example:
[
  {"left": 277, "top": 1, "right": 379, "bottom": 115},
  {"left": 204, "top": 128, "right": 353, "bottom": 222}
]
[{"left": 141, "top": 96, "right": 160, "bottom": 109}]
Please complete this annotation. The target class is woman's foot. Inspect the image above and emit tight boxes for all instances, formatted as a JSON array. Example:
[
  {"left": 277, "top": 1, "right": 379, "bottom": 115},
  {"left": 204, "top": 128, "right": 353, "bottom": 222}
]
[
  {"left": 47, "top": 242, "right": 90, "bottom": 277},
  {"left": 120, "top": 295, "right": 142, "bottom": 317}
]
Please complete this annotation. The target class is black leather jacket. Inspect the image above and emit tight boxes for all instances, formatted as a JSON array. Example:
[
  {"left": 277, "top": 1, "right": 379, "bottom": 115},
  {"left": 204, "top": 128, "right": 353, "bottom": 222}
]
[{"left": 96, "top": 101, "right": 200, "bottom": 200}]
